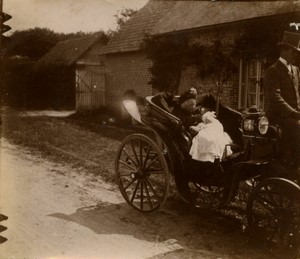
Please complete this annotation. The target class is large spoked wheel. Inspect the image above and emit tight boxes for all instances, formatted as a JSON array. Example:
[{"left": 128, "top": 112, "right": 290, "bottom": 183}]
[
  {"left": 247, "top": 178, "right": 300, "bottom": 254},
  {"left": 115, "top": 134, "right": 170, "bottom": 212}
]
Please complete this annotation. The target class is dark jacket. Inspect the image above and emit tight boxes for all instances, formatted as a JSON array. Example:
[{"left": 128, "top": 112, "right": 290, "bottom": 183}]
[
  {"left": 265, "top": 60, "right": 300, "bottom": 124},
  {"left": 172, "top": 105, "right": 200, "bottom": 130}
]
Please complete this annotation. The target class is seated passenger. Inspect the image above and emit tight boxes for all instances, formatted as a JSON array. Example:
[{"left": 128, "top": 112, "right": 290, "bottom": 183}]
[
  {"left": 189, "top": 108, "right": 233, "bottom": 163},
  {"left": 172, "top": 88, "right": 201, "bottom": 130},
  {"left": 196, "top": 93, "right": 244, "bottom": 148}
]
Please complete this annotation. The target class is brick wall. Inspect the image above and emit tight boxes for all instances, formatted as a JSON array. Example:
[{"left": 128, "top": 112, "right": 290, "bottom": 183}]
[
  {"left": 177, "top": 24, "right": 243, "bottom": 109},
  {"left": 104, "top": 51, "right": 153, "bottom": 113},
  {"left": 178, "top": 63, "right": 240, "bottom": 109},
  {"left": 103, "top": 24, "right": 244, "bottom": 111}
]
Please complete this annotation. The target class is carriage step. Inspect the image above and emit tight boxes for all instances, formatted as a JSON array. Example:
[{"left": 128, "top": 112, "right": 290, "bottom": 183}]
[{"left": 242, "top": 160, "right": 269, "bottom": 165}]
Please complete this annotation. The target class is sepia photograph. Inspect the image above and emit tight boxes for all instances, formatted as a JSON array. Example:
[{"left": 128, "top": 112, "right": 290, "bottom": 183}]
[{"left": 1, "top": 0, "right": 300, "bottom": 258}]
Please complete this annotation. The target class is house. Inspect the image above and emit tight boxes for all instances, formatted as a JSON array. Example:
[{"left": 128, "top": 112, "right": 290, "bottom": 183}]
[
  {"left": 98, "top": 0, "right": 177, "bottom": 115},
  {"left": 101, "top": 0, "right": 300, "bottom": 113},
  {"left": 151, "top": 1, "right": 300, "bottom": 110},
  {"left": 35, "top": 33, "right": 107, "bottom": 109}
]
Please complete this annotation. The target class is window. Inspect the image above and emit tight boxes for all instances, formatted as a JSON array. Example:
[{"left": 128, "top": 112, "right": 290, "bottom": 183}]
[{"left": 239, "top": 59, "right": 266, "bottom": 110}]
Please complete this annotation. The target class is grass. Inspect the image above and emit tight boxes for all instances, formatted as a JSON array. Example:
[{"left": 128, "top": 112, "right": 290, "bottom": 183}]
[{"left": 1, "top": 108, "right": 137, "bottom": 181}]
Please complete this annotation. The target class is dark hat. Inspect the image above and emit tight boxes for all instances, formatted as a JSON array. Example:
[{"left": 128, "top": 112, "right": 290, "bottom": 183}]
[
  {"left": 277, "top": 31, "right": 300, "bottom": 52},
  {"left": 196, "top": 94, "right": 216, "bottom": 111},
  {"left": 178, "top": 88, "right": 197, "bottom": 104}
]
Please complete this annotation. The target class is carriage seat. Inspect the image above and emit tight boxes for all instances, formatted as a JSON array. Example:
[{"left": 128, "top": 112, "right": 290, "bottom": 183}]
[
  {"left": 150, "top": 91, "right": 177, "bottom": 113},
  {"left": 143, "top": 94, "right": 183, "bottom": 133},
  {"left": 122, "top": 93, "right": 182, "bottom": 133}
]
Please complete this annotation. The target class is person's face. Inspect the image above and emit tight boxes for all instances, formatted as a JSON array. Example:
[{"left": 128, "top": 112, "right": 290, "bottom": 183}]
[
  {"left": 200, "top": 107, "right": 208, "bottom": 115},
  {"left": 181, "top": 99, "right": 196, "bottom": 113},
  {"left": 285, "top": 48, "right": 299, "bottom": 65}
]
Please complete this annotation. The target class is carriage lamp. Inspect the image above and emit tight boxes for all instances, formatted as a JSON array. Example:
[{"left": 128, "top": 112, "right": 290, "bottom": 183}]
[
  {"left": 243, "top": 116, "right": 269, "bottom": 135},
  {"left": 243, "top": 119, "right": 255, "bottom": 132},
  {"left": 242, "top": 106, "right": 269, "bottom": 135},
  {"left": 258, "top": 116, "right": 269, "bottom": 135}
]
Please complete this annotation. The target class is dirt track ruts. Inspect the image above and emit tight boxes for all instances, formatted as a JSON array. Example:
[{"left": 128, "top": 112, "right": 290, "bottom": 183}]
[{"left": 0, "top": 139, "right": 272, "bottom": 259}]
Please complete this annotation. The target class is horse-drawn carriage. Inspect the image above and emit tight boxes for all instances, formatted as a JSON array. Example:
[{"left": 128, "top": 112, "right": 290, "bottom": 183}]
[{"left": 115, "top": 92, "right": 300, "bottom": 254}]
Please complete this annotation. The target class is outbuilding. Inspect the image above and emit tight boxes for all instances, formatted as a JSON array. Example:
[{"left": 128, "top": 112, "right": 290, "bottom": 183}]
[{"left": 35, "top": 33, "right": 107, "bottom": 109}]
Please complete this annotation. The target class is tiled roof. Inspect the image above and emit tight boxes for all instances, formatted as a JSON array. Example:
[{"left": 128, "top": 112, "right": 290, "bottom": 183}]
[
  {"left": 99, "top": 0, "right": 176, "bottom": 55},
  {"left": 152, "top": 1, "right": 300, "bottom": 35},
  {"left": 36, "top": 33, "right": 105, "bottom": 68}
]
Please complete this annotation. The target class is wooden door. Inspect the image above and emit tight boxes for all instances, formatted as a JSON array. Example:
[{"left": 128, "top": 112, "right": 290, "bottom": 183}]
[{"left": 76, "top": 65, "right": 105, "bottom": 110}]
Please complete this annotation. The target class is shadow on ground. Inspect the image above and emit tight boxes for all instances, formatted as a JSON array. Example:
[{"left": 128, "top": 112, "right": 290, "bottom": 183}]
[{"left": 48, "top": 199, "right": 273, "bottom": 259}]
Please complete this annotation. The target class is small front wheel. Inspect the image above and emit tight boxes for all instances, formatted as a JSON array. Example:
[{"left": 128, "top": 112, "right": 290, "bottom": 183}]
[
  {"left": 247, "top": 178, "right": 300, "bottom": 255},
  {"left": 115, "top": 134, "right": 170, "bottom": 212}
]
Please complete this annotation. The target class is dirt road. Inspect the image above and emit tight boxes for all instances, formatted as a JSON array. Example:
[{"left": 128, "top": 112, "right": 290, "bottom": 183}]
[{"left": 0, "top": 139, "right": 271, "bottom": 259}]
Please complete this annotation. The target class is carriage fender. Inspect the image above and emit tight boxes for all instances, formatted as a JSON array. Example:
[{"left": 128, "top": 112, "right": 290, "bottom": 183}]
[
  {"left": 232, "top": 159, "right": 270, "bottom": 173},
  {"left": 234, "top": 160, "right": 270, "bottom": 167},
  {"left": 231, "top": 159, "right": 271, "bottom": 181}
]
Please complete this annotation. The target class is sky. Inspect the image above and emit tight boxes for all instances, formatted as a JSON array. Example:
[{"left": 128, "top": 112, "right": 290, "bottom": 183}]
[{"left": 3, "top": 0, "right": 148, "bottom": 34}]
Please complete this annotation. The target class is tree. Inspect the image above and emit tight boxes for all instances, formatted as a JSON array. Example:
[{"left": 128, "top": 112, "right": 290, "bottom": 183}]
[
  {"left": 143, "top": 34, "right": 237, "bottom": 93},
  {"left": 6, "top": 28, "right": 59, "bottom": 60},
  {"left": 114, "top": 8, "right": 137, "bottom": 31},
  {"left": 5, "top": 28, "right": 106, "bottom": 60}
]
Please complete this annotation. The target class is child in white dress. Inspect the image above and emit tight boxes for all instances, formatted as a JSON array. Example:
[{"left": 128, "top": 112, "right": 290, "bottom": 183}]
[{"left": 189, "top": 110, "right": 233, "bottom": 163}]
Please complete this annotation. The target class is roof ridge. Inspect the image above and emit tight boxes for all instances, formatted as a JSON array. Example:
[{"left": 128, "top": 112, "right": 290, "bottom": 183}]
[
  {"left": 35, "top": 33, "right": 106, "bottom": 69},
  {"left": 58, "top": 33, "right": 103, "bottom": 44},
  {"left": 99, "top": 0, "right": 177, "bottom": 55}
]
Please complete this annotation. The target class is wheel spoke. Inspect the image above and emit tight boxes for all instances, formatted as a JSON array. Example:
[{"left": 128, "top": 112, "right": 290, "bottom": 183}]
[
  {"left": 130, "top": 180, "right": 140, "bottom": 203},
  {"left": 118, "top": 159, "right": 137, "bottom": 172},
  {"left": 278, "top": 194, "right": 284, "bottom": 208},
  {"left": 248, "top": 179, "right": 300, "bottom": 250},
  {"left": 124, "top": 178, "right": 137, "bottom": 191},
  {"left": 130, "top": 140, "right": 140, "bottom": 166},
  {"left": 144, "top": 178, "right": 160, "bottom": 200},
  {"left": 142, "top": 144, "right": 151, "bottom": 169},
  {"left": 147, "top": 175, "right": 164, "bottom": 187},
  {"left": 139, "top": 139, "right": 143, "bottom": 166},
  {"left": 123, "top": 148, "right": 139, "bottom": 168},
  {"left": 146, "top": 170, "right": 164, "bottom": 175},
  {"left": 255, "top": 195, "right": 276, "bottom": 214},
  {"left": 143, "top": 180, "right": 153, "bottom": 209},
  {"left": 145, "top": 155, "right": 160, "bottom": 171},
  {"left": 116, "top": 135, "right": 170, "bottom": 212},
  {"left": 259, "top": 190, "right": 282, "bottom": 207},
  {"left": 140, "top": 180, "right": 144, "bottom": 210},
  {"left": 259, "top": 193, "right": 278, "bottom": 207}
]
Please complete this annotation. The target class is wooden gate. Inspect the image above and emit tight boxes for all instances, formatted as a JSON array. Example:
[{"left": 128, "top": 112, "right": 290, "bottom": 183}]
[{"left": 75, "top": 65, "right": 105, "bottom": 110}]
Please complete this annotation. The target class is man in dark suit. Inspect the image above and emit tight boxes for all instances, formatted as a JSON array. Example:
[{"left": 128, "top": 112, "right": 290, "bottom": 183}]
[{"left": 265, "top": 31, "right": 300, "bottom": 169}]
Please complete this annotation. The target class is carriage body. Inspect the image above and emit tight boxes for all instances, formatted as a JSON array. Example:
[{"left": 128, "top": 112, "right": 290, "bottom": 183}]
[{"left": 115, "top": 93, "right": 300, "bottom": 254}]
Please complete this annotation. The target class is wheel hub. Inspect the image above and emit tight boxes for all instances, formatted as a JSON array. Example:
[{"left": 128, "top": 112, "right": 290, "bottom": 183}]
[{"left": 130, "top": 169, "right": 144, "bottom": 180}]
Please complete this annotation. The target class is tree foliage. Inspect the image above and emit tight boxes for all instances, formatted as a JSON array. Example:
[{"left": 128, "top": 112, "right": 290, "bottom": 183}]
[
  {"left": 5, "top": 28, "right": 59, "bottom": 60},
  {"left": 5, "top": 28, "right": 106, "bottom": 60},
  {"left": 143, "top": 34, "right": 191, "bottom": 93},
  {"left": 114, "top": 8, "right": 137, "bottom": 31},
  {"left": 233, "top": 14, "right": 299, "bottom": 60},
  {"left": 143, "top": 34, "right": 237, "bottom": 93}
]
